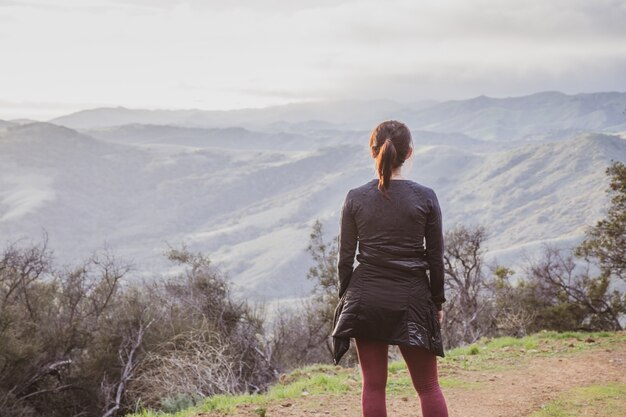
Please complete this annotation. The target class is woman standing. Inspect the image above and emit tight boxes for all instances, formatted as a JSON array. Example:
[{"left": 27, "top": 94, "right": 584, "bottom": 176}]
[{"left": 332, "top": 120, "right": 449, "bottom": 417}]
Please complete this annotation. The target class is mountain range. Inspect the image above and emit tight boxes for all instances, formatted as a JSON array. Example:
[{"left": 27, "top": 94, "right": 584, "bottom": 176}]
[{"left": 1, "top": 91, "right": 625, "bottom": 302}]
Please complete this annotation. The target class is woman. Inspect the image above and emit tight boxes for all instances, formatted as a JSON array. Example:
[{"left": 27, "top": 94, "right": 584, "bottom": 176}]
[{"left": 331, "top": 120, "right": 449, "bottom": 417}]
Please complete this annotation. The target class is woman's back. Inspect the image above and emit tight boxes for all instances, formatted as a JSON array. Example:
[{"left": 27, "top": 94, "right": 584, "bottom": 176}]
[{"left": 337, "top": 178, "right": 445, "bottom": 311}]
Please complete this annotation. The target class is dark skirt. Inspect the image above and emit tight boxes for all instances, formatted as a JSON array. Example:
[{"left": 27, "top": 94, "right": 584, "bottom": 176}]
[{"left": 331, "top": 263, "right": 444, "bottom": 365}]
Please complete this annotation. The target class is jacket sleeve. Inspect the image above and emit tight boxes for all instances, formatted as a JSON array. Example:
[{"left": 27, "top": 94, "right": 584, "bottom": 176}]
[
  {"left": 337, "top": 191, "right": 358, "bottom": 298},
  {"left": 425, "top": 188, "right": 446, "bottom": 311}
]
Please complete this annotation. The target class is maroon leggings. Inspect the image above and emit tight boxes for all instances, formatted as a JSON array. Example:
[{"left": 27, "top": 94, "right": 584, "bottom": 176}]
[{"left": 355, "top": 337, "right": 449, "bottom": 417}]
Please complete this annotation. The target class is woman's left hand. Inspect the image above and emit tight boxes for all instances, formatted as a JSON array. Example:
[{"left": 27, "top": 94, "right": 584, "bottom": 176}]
[{"left": 437, "top": 310, "right": 443, "bottom": 325}]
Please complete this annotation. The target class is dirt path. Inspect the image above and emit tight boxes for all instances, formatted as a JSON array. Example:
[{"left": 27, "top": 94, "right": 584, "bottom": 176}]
[
  {"left": 441, "top": 347, "right": 626, "bottom": 417},
  {"left": 202, "top": 344, "right": 626, "bottom": 417}
]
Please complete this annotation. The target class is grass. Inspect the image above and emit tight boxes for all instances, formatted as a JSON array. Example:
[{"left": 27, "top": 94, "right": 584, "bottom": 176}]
[
  {"left": 528, "top": 383, "right": 626, "bottom": 417},
  {"left": 128, "top": 364, "right": 359, "bottom": 416},
  {"left": 386, "top": 372, "right": 481, "bottom": 394},
  {"left": 125, "top": 330, "right": 625, "bottom": 417},
  {"left": 435, "top": 330, "right": 625, "bottom": 372}
]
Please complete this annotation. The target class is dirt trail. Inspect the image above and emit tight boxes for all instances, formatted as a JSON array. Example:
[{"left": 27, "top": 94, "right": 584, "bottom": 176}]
[
  {"left": 442, "top": 347, "right": 626, "bottom": 417},
  {"left": 203, "top": 344, "right": 626, "bottom": 417}
]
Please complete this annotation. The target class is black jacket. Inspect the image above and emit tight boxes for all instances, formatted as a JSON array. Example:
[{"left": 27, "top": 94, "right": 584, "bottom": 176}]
[
  {"left": 332, "top": 178, "right": 446, "bottom": 364},
  {"left": 337, "top": 179, "right": 446, "bottom": 309}
]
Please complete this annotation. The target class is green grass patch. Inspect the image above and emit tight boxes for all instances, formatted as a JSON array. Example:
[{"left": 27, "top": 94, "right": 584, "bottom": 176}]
[
  {"left": 127, "top": 364, "right": 359, "bottom": 417},
  {"left": 126, "top": 331, "right": 625, "bottom": 417},
  {"left": 386, "top": 371, "right": 481, "bottom": 394},
  {"left": 528, "top": 383, "right": 626, "bottom": 417},
  {"left": 388, "top": 360, "right": 407, "bottom": 374},
  {"left": 437, "top": 330, "right": 626, "bottom": 372},
  {"left": 198, "top": 365, "right": 356, "bottom": 412}
]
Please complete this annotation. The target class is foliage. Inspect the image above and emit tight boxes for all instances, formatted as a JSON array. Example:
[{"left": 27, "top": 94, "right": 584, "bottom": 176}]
[
  {"left": 268, "top": 299, "right": 332, "bottom": 370},
  {"left": 490, "top": 266, "right": 536, "bottom": 337},
  {"left": 307, "top": 219, "right": 340, "bottom": 306},
  {"left": 126, "top": 243, "right": 276, "bottom": 409},
  {"left": 442, "top": 161, "right": 626, "bottom": 344},
  {"left": 0, "top": 237, "right": 275, "bottom": 417},
  {"left": 304, "top": 219, "right": 339, "bottom": 354},
  {"left": 442, "top": 224, "right": 494, "bottom": 347},
  {"left": 268, "top": 220, "right": 359, "bottom": 370},
  {"left": 495, "top": 162, "right": 626, "bottom": 333},
  {"left": 0, "top": 231, "right": 137, "bottom": 417},
  {"left": 575, "top": 160, "right": 626, "bottom": 282},
  {"left": 523, "top": 245, "right": 625, "bottom": 331}
]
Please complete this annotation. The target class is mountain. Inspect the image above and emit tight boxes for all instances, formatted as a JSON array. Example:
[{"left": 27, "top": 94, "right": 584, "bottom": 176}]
[
  {"left": 442, "top": 133, "right": 626, "bottom": 267},
  {"left": 9, "top": 118, "right": 41, "bottom": 125},
  {"left": 1, "top": 119, "right": 625, "bottom": 302},
  {"left": 83, "top": 124, "right": 489, "bottom": 152},
  {"left": 49, "top": 92, "right": 626, "bottom": 141},
  {"left": 0, "top": 120, "right": 17, "bottom": 130},
  {"left": 0, "top": 122, "right": 157, "bottom": 256},
  {"left": 399, "top": 91, "right": 626, "bottom": 141},
  {"left": 49, "top": 99, "right": 419, "bottom": 131},
  {"left": 0, "top": 122, "right": 369, "bottom": 298},
  {"left": 83, "top": 124, "right": 335, "bottom": 151}
]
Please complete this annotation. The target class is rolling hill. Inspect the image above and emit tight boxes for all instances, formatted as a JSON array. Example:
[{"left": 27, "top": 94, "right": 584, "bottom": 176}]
[{"left": 2, "top": 104, "right": 625, "bottom": 301}]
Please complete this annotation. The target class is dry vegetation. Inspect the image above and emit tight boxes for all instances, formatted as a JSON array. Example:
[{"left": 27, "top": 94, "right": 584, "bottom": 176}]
[{"left": 1, "top": 161, "right": 624, "bottom": 417}]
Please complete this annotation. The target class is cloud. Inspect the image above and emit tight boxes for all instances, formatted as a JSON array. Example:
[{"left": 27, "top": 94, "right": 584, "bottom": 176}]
[
  {"left": 104, "top": 0, "right": 354, "bottom": 12},
  {"left": 0, "top": 0, "right": 625, "bottom": 118}
]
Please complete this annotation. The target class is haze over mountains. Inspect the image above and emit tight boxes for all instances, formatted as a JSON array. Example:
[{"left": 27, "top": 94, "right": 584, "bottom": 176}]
[
  {"left": 50, "top": 91, "right": 626, "bottom": 140},
  {"left": 1, "top": 91, "right": 626, "bottom": 301}
]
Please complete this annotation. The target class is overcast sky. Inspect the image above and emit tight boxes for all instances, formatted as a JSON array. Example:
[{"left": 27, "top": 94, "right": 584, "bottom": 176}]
[{"left": 1, "top": 0, "right": 626, "bottom": 120}]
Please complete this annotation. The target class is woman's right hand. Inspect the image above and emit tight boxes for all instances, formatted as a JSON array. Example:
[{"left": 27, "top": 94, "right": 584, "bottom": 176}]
[{"left": 438, "top": 310, "right": 443, "bottom": 325}]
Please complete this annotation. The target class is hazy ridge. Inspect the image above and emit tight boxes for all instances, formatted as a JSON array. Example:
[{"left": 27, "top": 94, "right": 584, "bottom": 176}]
[{"left": 1, "top": 91, "right": 626, "bottom": 301}]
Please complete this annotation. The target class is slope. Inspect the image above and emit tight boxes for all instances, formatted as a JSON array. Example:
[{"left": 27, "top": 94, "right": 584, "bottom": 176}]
[{"left": 1, "top": 123, "right": 625, "bottom": 301}]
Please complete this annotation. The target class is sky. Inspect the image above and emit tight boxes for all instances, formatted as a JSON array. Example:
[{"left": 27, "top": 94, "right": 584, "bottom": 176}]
[{"left": 1, "top": 0, "right": 626, "bottom": 120}]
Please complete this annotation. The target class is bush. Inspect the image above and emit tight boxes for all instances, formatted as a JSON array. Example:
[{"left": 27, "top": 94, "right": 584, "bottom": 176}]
[
  {"left": 0, "top": 237, "right": 276, "bottom": 417},
  {"left": 125, "top": 243, "right": 277, "bottom": 409}
]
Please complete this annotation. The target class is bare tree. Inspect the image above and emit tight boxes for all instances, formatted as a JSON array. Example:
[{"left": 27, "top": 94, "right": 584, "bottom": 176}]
[
  {"left": 489, "top": 266, "right": 536, "bottom": 337},
  {"left": 0, "top": 236, "right": 278, "bottom": 417},
  {"left": 268, "top": 300, "right": 333, "bottom": 370},
  {"left": 442, "top": 224, "right": 493, "bottom": 346},
  {"left": 527, "top": 245, "right": 624, "bottom": 331},
  {"left": 0, "top": 233, "right": 137, "bottom": 417},
  {"left": 123, "top": 244, "right": 277, "bottom": 410},
  {"left": 101, "top": 307, "right": 155, "bottom": 417}
]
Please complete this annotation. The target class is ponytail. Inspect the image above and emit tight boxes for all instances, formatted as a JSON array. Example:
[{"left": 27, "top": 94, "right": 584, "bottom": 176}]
[
  {"left": 376, "top": 138, "right": 397, "bottom": 200},
  {"left": 369, "top": 120, "right": 413, "bottom": 201}
]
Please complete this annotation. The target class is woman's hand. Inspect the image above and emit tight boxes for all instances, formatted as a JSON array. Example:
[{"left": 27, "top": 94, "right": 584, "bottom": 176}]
[{"left": 438, "top": 310, "right": 443, "bottom": 325}]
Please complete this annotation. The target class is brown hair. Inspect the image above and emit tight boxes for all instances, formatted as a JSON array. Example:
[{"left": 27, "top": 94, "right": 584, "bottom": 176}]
[{"left": 369, "top": 120, "right": 413, "bottom": 200}]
